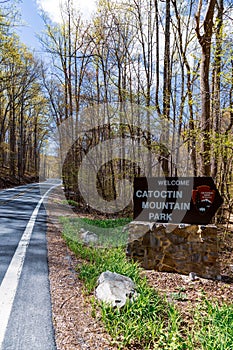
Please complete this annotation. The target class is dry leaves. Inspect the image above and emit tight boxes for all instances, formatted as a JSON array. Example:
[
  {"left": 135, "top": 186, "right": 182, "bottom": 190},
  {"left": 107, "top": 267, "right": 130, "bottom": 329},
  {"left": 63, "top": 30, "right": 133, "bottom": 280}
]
[{"left": 47, "top": 223, "right": 116, "bottom": 350}]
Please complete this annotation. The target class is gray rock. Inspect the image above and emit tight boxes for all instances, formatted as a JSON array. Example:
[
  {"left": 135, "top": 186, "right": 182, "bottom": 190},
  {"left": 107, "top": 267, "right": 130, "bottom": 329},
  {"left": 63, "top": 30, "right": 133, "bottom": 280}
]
[
  {"left": 79, "top": 229, "right": 98, "bottom": 245},
  {"left": 95, "top": 270, "right": 137, "bottom": 308},
  {"left": 122, "top": 224, "right": 130, "bottom": 233},
  {"left": 189, "top": 272, "right": 199, "bottom": 281}
]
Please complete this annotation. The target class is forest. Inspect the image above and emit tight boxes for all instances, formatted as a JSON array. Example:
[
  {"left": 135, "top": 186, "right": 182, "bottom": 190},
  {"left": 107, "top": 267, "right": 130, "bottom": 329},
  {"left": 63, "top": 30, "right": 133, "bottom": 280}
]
[{"left": 0, "top": 0, "right": 232, "bottom": 219}]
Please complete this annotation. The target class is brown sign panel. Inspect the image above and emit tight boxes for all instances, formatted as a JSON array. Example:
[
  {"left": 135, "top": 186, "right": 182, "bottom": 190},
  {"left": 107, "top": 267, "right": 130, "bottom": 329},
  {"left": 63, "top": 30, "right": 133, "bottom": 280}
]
[{"left": 133, "top": 177, "right": 223, "bottom": 224}]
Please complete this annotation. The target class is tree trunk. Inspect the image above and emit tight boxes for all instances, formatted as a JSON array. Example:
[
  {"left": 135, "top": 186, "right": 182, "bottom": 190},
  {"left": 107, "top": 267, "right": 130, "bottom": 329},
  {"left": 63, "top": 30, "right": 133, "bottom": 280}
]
[
  {"left": 212, "top": 0, "right": 223, "bottom": 179},
  {"left": 163, "top": 0, "right": 171, "bottom": 120},
  {"left": 195, "top": 0, "right": 216, "bottom": 176}
]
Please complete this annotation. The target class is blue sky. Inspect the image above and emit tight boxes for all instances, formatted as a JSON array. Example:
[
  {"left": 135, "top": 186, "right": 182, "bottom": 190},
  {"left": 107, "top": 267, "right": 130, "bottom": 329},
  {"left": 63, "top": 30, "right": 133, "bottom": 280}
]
[
  {"left": 16, "top": 0, "right": 97, "bottom": 51},
  {"left": 16, "top": 0, "right": 45, "bottom": 51}
]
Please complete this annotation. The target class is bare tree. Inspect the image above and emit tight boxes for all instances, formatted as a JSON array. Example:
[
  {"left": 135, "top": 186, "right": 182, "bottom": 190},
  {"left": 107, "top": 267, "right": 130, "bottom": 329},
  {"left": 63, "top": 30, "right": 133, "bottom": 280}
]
[{"left": 195, "top": 0, "right": 217, "bottom": 176}]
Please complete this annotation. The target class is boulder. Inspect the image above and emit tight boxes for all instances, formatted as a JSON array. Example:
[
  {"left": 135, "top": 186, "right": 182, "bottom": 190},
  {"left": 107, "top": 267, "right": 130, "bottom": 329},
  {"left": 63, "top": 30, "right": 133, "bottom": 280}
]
[
  {"left": 95, "top": 270, "right": 137, "bottom": 308},
  {"left": 79, "top": 228, "right": 98, "bottom": 245}
]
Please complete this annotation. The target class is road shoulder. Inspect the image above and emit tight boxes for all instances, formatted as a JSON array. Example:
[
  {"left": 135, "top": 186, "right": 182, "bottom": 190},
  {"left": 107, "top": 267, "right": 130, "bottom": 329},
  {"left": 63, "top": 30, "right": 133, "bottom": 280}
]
[{"left": 47, "top": 222, "right": 115, "bottom": 350}]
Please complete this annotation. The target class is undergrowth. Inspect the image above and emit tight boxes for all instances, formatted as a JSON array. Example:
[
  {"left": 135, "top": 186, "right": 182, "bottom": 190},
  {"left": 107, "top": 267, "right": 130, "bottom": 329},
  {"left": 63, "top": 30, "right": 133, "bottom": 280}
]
[
  {"left": 60, "top": 216, "right": 131, "bottom": 247},
  {"left": 192, "top": 300, "right": 233, "bottom": 350},
  {"left": 61, "top": 217, "right": 233, "bottom": 350}
]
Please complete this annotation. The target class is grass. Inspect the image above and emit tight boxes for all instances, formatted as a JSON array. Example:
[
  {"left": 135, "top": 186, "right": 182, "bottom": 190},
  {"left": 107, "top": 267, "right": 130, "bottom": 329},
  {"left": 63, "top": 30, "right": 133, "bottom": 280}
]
[
  {"left": 60, "top": 216, "right": 132, "bottom": 247},
  {"left": 61, "top": 217, "right": 233, "bottom": 350},
  {"left": 191, "top": 301, "right": 233, "bottom": 350},
  {"left": 62, "top": 199, "right": 80, "bottom": 207}
]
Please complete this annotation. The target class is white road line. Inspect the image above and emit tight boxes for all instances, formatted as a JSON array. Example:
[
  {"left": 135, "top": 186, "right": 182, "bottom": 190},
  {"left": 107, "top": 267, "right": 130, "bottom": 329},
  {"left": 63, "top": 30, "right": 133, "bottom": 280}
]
[{"left": 0, "top": 183, "right": 59, "bottom": 349}]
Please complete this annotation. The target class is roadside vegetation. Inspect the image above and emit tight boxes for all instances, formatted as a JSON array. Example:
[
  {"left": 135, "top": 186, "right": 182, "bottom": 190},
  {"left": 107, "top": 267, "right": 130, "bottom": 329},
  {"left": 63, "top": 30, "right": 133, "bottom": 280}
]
[
  {"left": 61, "top": 217, "right": 233, "bottom": 350},
  {"left": 60, "top": 216, "right": 131, "bottom": 247}
]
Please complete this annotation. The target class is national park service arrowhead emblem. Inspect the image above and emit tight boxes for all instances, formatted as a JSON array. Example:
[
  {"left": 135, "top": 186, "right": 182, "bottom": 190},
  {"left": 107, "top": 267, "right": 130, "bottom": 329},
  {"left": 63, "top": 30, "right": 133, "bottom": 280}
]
[{"left": 192, "top": 185, "right": 215, "bottom": 214}]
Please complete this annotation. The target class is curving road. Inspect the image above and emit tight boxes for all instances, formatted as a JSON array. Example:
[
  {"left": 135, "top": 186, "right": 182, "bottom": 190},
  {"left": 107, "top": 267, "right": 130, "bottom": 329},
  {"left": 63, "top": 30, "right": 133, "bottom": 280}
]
[{"left": 0, "top": 180, "right": 60, "bottom": 350}]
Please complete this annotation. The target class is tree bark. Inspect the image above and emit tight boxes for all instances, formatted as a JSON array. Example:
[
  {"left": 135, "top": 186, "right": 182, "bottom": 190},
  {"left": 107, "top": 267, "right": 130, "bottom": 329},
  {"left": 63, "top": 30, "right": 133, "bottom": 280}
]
[{"left": 195, "top": 0, "right": 216, "bottom": 176}]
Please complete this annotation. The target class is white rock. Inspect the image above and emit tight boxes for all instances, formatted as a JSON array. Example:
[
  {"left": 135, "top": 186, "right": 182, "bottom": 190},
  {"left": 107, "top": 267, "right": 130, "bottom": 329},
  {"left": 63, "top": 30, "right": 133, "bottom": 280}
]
[
  {"left": 189, "top": 272, "right": 198, "bottom": 281},
  {"left": 79, "top": 229, "right": 98, "bottom": 245},
  {"left": 95, "top": 270, "right": 137, "bottom": 308}
]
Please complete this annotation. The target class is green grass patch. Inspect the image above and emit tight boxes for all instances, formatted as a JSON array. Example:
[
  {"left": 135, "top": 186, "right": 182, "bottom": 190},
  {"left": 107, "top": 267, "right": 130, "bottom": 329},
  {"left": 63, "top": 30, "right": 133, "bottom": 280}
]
[
  {"left": 80, "top": 217, "right": 131, "bottom": 228},
  {"left": 61, "top": 217, "right": 233, "bottom": 349},
  {"left": 61, "top": 217, "right": 187, "bottom": 349},
  {"left": 61, "top": 199, "right": 80, "bottom": 207},
  {"left": 63, "top": 234, "right": 141, "bottom": 293},
  {"left": 60, "top": 216, "right": 131, "bottom": 247},
  {"left": 191, "top": 300, "right": 233, "bottom": 350}
]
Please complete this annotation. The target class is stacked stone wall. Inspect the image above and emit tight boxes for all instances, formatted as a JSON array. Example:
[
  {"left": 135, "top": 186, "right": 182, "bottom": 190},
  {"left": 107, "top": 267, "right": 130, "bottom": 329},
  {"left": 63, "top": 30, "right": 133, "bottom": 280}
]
[{"left": 126, "top": 222, "right": 219, "bottom": 279}]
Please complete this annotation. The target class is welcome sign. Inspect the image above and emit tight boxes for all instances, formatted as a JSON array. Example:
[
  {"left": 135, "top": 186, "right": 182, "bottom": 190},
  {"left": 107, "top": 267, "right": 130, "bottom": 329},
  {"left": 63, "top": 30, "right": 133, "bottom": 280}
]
[{"left": 133, "top": 177, "right": 223, "bottom": 224}]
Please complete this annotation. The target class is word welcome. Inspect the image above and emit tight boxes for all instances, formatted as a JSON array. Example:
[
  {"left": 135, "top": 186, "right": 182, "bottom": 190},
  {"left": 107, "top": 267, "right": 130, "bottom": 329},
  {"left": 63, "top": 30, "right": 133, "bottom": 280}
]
[{"left": 157, "top": 179, "right": 190, "bottom": 186}]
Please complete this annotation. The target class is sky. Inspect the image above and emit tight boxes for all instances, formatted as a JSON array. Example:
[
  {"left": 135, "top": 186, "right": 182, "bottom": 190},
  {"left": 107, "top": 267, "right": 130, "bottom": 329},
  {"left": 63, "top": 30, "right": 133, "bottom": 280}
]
[{"left": 16, "top": 0, "right": 97, "bottom": 51}]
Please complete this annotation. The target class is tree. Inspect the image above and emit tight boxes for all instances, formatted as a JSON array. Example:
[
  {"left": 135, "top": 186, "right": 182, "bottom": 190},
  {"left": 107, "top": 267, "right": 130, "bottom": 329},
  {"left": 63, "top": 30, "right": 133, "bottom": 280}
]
[
  {"left": 171, "top": 0, "right": 199, "bottom": 175},
  {"left": 195, "top": 0, "right": 217, "bottom": 176},
  {"left": 0, "top": 9, "right": 49, "bottom": 184},
  {"left": 211, "top": 0, "right": 223, "bottom": 179},
  {"left": 38, "top": 0, "right": 233, "bottom": 218}
]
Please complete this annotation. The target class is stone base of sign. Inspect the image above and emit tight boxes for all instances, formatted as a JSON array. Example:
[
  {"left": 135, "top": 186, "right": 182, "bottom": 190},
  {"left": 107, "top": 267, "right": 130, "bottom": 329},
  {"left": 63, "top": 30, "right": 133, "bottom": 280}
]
[{"left": 126, "top": 222, "right": 220, "bottom": 279}]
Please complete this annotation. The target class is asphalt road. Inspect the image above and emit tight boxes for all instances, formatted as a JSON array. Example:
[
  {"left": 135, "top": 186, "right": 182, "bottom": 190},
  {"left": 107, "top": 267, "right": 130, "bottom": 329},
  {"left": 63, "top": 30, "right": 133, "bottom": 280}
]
[{"left": 0, "top": 180, "right": 60, "bottom": 350}]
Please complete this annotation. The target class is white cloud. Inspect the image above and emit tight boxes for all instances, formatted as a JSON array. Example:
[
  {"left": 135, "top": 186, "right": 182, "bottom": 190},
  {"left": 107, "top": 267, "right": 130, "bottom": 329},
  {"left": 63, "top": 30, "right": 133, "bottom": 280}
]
[{"left": 36, "top": 0, "right": 97, "bottom": 23}]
